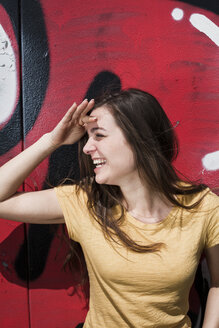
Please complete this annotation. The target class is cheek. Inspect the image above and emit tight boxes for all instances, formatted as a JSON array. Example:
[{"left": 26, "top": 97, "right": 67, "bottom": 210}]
[
  {"left": 125, "top": 153, "right": 136, "bottom": 169},
  {"left": 114, "top": 146, "right": 136, "bottom": 169},
  {"left": 122, "top": 142, "right": 135, "bottom": 166}
]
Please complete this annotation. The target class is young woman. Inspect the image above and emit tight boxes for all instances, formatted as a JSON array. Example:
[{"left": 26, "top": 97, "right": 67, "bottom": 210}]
[{"left": 0, "top": 89, "right": 218, "bottom": 327}]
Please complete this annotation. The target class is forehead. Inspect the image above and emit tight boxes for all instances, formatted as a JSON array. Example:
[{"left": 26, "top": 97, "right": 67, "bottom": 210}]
[
  {"left": 90, "top": 105, "right": 111, "bottom": 119},
  {"left": 87, "top": 105, "right": 117, "bottom": 131}
]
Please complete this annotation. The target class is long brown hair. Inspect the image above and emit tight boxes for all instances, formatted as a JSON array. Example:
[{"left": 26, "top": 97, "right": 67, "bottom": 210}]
[{"left": 66, "top": 88, "right": 207, "bottom": 294}]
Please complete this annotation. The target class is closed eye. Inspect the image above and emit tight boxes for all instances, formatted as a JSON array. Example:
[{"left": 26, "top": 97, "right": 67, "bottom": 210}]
[{"left": 95, "top": 134, "right": 105, "bottom": 138}]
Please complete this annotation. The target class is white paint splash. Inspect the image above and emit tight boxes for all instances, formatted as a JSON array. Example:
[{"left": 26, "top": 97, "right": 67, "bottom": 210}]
[
  {"left": 202, "top": 150, "right": 219, "bottom": 171},
  {"left": 189, "top": 14, "right": 219, "bottom": 46},
  {"left": 0, "top": 24, "right": 17, "bottom": 124},
  {"left": 171, "top": 8, "right": 184, "bottom": 21}
]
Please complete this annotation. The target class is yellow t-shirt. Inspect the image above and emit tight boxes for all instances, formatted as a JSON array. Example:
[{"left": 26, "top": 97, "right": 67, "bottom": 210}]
[{"left": 55, "top": 185, "right": 219, "bottom": 328}]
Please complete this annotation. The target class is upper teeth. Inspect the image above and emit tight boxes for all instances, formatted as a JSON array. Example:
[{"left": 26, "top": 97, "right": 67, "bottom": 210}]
[{"left": 93, "top": 159, "right": 106, "bottom": 165}]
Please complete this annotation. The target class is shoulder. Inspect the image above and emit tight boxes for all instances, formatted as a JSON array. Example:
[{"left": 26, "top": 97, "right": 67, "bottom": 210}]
[
  {"left": 196, "top": 189, "right": 219, "bottom": 248},
  {"left": 178, "top": 188, "right": 219, "bottom": 248},
  {"left": 54, "top": 184, "right": 76, "bottom": 195},
  {"left": 54, "top": 183, "right": 88, "bottom": 208},
  {"left": 180, "top": 187, "right": 219, "bottom": 211},
  {"left": 178, "top": 187, "right": 219, "bottom": 231},
  {"left": 54, "top": 184, "right": 90, "bottom": 241},
  {"left": 198, "top": 189, "right": 219, "bottom": 213}
]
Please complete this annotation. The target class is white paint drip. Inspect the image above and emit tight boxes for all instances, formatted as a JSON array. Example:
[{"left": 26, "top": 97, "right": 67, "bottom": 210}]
[
  {"left": 189, "top": 14, "right": 219, "bottom": 46},
  {"left": 202, "top": 150, "right": 219, "bottom": 171},
  {"left": 171, "top": 8, "right": 184, "bottom": 21},
  {"left": 0, "top": 24, "right": 17, "bottom": 124}
]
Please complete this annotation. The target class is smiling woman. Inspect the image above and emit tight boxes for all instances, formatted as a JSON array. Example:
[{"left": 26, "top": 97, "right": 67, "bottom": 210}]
[
  {"left": 0, "top": 89, "right": 218, "bottom": 328},
  {"left": 83, "top": 106, "right": 136, "bottom": 186}
]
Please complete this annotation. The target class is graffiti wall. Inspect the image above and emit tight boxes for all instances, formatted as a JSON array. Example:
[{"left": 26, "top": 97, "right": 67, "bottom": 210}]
[{"left": 0, "top": 0, "right": 218, "bottom": 327}]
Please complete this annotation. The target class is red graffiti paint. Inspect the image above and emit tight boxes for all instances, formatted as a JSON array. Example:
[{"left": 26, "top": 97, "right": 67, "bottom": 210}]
[
  {"left": 0, "top": 0, "right": 218, "bottom": 327},
  {"left": 30, "top": 0, "right": 219, "bottom": 185}
]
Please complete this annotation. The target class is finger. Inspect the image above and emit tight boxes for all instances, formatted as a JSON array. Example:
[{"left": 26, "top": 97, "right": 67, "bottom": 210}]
[
  {"left": 78, "top": 99, "right": 95, "bottom": 126},
  {"left": 73, "top": 98, "right": 95, "bottom": 123},
  {"left": 81, "top": 99, "right": 95, "bottom": 117},
  {"left": 78, "top": 116, "right": 97, "bottom": 129},
  {"left": 72, "top": 99, "right": 90, "bottom": 121},
  {"left": 61, "top": 102, "right": 77, "bottom": 123},
  {"left": 81, "top": 115, "right": 97, "bottom": 124}
]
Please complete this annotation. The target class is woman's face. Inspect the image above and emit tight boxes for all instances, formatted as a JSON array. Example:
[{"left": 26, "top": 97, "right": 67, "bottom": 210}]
[{"left": 83, "top": 106, "right": 138, "bottom": 186}]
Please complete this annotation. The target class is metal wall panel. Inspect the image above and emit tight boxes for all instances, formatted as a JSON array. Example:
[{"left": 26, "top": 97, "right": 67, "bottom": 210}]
[
  {"left": 0, "top": 0, "right": 218, "bottom": 327},
  {"left": 0, "top": 0, "right": 29, "bottom": 327}
]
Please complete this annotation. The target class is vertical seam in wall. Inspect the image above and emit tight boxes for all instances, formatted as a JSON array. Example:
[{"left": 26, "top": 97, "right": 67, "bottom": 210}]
[
  {"left": 17, "top": 3, "right": 23, "bottom": 170},
  {"left": 18, "top": 0, "right": 31, "bottom": 327},
  {"left": 18, "top": 1, "right": 24, "bottom": 150}
]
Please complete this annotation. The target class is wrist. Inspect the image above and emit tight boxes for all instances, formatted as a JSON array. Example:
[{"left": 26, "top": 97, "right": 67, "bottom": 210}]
[{"left": 40, "top": 133, "right": 60, "bottom": 153}]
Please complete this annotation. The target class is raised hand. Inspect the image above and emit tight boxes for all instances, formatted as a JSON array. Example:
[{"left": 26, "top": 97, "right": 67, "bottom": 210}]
[{"left": 48, "top": 99, "right": 96, "bottom": 147}]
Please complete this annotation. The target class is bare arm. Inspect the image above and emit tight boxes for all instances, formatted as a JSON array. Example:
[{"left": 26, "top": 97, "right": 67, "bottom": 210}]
[
  {"left": 202, "top": 244, "right": 219, "bottom": 328},
  {"left": 0, "top": 133, "right": 57, "bottom": 202},
  {"left": 0, "top": 99, "right": 95, "bottom": 224},
  {"left": 0, "top": 133, "right": 64, "bottom": 223},
  {"left": 0, "top": 189, "right": 64, "bottom": 224}
]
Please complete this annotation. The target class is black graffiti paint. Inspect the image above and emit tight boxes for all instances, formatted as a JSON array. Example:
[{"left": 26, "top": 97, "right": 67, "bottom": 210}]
[
  {"left": 75, "top": 324, "right": 84, "bottom": 328},
  {"left": 0, "top": 0, "right": 49, "bottom": 155},
  {"left": 176, "top": 0, "right": 219, "bottom": 15}
]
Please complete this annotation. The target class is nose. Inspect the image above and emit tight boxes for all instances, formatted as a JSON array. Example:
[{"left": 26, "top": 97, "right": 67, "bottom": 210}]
[{"left": 83, "top": 137, "right": 96, "bottom": 155}]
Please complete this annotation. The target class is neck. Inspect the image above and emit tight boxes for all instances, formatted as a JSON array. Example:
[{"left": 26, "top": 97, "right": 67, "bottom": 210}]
[{"left": 119, "top": 177, "right": 172, "bottom": 223}]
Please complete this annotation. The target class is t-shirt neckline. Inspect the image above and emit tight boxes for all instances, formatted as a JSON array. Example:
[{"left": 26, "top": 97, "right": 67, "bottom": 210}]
[{"left": 125, "top": 205, "right": 179, "bottom": 230}]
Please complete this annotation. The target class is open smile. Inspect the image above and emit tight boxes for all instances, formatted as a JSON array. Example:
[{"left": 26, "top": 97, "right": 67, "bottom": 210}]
[{"left": 93, "top": 159, "right": 106, "bottom": 168}]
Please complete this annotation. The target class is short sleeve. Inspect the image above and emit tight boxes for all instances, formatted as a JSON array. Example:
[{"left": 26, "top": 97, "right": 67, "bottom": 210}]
[
  {"left": 205, "top": 193, "right": 219, "bottom": 249},
  {"left": 54, "top": 184, "right": 87, "bottom": 242}
]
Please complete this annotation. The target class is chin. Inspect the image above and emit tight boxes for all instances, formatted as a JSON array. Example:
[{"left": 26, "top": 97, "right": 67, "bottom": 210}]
[
  {"left": 95, "top": 174, "right": 112, "bottom": 185},
  {"left": 95, "top": 175, "right": 106, "bottom": 185},
  {"left": 95, "top": 176, "right": 118, "bottom": 186},
  {"left": 95, "top": 179, "right": 109, "bottom": 185}
]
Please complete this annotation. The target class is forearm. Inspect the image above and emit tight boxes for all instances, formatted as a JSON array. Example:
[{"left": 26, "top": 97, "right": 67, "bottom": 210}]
[
  {"left": 0, "top": 133, "right": 57, "bottom": 201},
  {"left": 202, "top": 287, "right": 219, "bottom": 328}
]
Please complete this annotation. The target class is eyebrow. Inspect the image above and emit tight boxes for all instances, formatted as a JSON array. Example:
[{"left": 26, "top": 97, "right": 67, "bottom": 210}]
[{"left": 90, "top": 127, "right": 107, "bottom": 133}]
